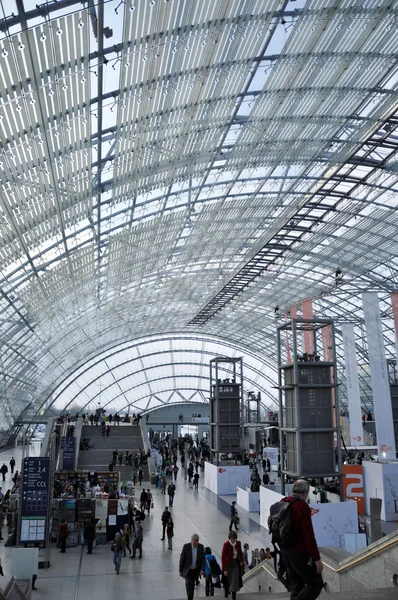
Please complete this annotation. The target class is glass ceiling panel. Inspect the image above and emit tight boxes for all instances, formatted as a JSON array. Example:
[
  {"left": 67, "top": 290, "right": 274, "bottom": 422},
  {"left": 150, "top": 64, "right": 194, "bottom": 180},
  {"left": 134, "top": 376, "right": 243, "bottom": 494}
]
[{"left": 0, "top": 0, "right": 397, "bottom": 434}]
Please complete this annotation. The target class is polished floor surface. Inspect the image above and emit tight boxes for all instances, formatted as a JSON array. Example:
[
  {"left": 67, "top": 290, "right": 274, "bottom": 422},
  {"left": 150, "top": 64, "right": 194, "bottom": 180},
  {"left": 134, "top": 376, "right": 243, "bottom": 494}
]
[{"left": 0, "top": 445, "right": 271, "bottom": 600}]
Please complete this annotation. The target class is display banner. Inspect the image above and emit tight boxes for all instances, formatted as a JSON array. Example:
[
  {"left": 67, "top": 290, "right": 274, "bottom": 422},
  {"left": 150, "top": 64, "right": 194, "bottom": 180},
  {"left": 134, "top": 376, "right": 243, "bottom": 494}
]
[
  {"left": 342, "top": 465, "right": 365, "bottom": 514},
  {"left": 95, "top": 499, "right": 107, "bottom": 529},
  {"left": 61, "top": 436, "right": 75, "bottom": 471},
  {"left": 322, "top": 322, "right": 337, "bottom": 441},
  {"left": 302, "top": 299, "right": 314, "bottom": 354},
  {"left": 341, "top": 323, "right": 364, "bottom": 446},
  {"left": 321, "top": 324, "right": 333, "bottom": 362},
  {"left": 362, "top": 292, "right": 396, "bottom": 460},
  {"left": 20, "top": 457, "right": 50, "bottom": 543},
  {"left": 391, "top": 292, "right": 398, "bottom": 373},
  {"left": 285, "top": 312, "right": 291, "bottom": 363}
]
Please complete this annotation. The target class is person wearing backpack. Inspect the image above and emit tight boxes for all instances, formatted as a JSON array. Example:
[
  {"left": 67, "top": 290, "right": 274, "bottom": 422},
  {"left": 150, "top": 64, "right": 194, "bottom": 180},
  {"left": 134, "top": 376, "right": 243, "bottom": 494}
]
[
  {"left": 204, "top": 546, "right": 221, "bottom": 596},
  {"left": 269, "top": 479, "right": 323, "bottom": 600}
]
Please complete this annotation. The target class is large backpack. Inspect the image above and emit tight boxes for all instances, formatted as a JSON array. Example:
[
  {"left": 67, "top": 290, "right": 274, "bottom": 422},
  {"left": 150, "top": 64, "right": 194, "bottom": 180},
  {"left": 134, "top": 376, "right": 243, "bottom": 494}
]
[{"left": 268, "top": 497, "right": 302, "bottom": 550}]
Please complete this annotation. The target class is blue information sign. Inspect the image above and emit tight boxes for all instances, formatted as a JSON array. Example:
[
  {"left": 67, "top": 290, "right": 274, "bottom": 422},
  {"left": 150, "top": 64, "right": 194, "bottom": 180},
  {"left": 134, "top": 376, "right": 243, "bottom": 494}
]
[
  {"left": 20, "top": 457, "right": 50, "bottom": 543},
  {"left": 61, "top": 437, "right": 75, "bottom": 471}
]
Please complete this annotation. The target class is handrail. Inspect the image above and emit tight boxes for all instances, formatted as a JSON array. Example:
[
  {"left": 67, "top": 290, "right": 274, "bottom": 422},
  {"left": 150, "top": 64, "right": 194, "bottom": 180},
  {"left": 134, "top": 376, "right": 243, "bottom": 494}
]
[
  {"left": 322, "top": 533, "right": 398, "bottom": 573},
  {"left": 56, "top": 421, "right": 68, "bottom": 471},
  {"left": 74, "top": 416, "right": 83, "bottom": 470},
  {"left": 0, "top": 577, "right": 31, "bottom": 600},
  {"left": 242, "top": 532, "right": 398, "bottom": 583},
  {"left": 242, "top": 561, "right": 278, "bottom": 583},
  {"left": 40, "top": 416, "right": 57, "bottom": 457}
]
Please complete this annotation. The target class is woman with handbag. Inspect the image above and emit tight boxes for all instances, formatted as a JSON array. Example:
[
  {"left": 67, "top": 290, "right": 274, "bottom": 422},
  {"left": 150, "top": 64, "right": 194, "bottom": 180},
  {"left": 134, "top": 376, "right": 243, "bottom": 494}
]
[
  {"left": 221, "top": 530, "right": 244, "bottom": 600},
  {"left": 112, "top": 532, "right": 123, "bottom": 574},
  {"left": 229, "top": 501, "right": 239, "bottom": 531}
]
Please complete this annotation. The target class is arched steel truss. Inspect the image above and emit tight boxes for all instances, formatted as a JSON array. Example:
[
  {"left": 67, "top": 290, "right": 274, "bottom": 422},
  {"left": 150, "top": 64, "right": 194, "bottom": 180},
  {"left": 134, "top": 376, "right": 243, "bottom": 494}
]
[
  {"left": 45, "top": 334, "right": 279, "bottom": 414},
  {"left": 0, "top": 1, "right": 397, "bottom": 436}
]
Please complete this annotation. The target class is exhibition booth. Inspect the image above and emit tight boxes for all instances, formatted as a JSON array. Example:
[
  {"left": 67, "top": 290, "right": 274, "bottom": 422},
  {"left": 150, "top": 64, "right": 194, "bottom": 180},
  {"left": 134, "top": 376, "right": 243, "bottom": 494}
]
[
  {"left": 204, "top": 462, "right": 250, "bottom": 495},
  {"left": 362, "top": 460, "right": 398, "bottom": 522},
  {"left": 236, "top": 487, "right": 259, "bottom": 512},
  {"left": 259, "top": 485, "right": 361, "bottom": 550}
]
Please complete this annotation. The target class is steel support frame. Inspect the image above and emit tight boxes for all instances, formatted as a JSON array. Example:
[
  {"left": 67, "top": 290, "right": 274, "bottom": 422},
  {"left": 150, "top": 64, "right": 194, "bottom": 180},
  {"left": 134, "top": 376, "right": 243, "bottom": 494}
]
[{"left": 277, "top": 318, "right": 343, "bottom": 499}]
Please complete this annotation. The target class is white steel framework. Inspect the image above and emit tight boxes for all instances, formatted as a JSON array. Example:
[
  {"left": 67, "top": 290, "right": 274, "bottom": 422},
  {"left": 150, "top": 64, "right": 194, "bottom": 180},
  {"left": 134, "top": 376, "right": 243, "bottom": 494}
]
[{"left": 0, "top": 1, "right": 397, "bottom": 437}]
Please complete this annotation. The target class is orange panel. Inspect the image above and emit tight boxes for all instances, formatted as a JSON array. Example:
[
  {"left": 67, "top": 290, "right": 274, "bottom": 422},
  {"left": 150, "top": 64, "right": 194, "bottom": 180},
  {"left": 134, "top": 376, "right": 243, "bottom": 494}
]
[{"left": 342, "top": 465, "right": 365, "bottom": 514}]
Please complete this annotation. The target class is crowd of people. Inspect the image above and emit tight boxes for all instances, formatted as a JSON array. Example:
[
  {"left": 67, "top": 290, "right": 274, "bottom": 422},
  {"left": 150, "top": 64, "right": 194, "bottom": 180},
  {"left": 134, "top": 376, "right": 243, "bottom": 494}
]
[
  {"left": 109, "top": 447, "right": 149, "bottom": 471},
  {"left": 20, "top": 420, "right": 322, "bottom": 600}
]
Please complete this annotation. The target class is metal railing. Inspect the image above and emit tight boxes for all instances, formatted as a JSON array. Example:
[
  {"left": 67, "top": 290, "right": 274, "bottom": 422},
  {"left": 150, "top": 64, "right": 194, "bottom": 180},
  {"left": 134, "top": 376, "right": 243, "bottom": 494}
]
[
  {"left": 243, "top": 530, "right": 398, "bottom": 587},
  {"left": 322, "top": 531, "right": 398, "bottom": 573},
  {"left": 0, "top": 578, "right": 31, "bottom": 600},
  {"left": 74, "top": 416, "right": 83, "bottom": 470},
  {"left": 242, "top": 561, "right": 278, "bottom": 583}
]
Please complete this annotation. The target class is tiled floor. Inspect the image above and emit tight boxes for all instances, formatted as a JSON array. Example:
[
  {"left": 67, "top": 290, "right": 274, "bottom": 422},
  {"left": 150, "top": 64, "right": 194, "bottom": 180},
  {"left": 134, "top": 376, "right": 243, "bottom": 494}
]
[{"left": 0, "top": 445, "right": 272, "bottom": 600}]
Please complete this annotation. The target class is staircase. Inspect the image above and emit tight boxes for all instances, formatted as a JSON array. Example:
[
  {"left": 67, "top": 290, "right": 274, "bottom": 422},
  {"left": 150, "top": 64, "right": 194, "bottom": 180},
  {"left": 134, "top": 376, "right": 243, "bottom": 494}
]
[
  {"left": 77, "top": 423, "right": 150, "bottom": 483},
  {"left": 173, "top": 592, "right": 398, "bottom": 600},
  {"left": 241, "top": 529, "right": 398, "bottom": 597}
]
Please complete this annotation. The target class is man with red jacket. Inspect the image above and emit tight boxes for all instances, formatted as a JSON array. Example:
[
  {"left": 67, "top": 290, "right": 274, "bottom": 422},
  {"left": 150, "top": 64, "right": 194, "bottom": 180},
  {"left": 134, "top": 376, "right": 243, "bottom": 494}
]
[{"left": 281, "top": 479, "right": 323, "bottom": 600}]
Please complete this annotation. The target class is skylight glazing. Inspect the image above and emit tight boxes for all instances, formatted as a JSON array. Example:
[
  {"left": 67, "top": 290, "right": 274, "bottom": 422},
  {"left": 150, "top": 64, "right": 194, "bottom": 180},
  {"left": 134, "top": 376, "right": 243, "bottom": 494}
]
[{"left": 0, "top": 0, "right": 397, "bottom": 438}]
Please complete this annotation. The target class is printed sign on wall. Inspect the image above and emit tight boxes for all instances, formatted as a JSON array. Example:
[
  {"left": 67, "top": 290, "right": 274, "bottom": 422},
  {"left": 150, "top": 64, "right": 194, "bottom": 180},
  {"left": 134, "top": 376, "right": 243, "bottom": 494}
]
[
  {"left": 20, "top": 457, "right": 50, "bottom": 543},
  {"left": 343, "top": 465, "right": 365, "bottom": 514}
]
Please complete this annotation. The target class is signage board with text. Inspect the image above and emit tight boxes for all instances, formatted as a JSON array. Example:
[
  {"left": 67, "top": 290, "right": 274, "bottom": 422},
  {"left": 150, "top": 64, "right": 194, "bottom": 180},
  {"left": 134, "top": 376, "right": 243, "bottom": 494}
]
[{"left": 20, "top": 457, "right": 50, "bottom": 543}]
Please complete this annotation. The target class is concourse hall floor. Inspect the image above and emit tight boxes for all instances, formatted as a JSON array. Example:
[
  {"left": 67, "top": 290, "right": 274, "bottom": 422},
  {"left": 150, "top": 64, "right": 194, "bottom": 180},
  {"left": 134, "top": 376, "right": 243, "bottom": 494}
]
[{"left": 0, "top": 447, "right": 272, "bottom": 600}]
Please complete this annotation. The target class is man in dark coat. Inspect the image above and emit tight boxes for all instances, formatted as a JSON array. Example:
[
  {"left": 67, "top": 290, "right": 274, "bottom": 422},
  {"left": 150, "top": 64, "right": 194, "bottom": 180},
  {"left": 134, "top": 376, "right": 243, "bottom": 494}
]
[
  {"left": 131, "top": 520, "right": 144, "bottom": 558},
  {"left": 83, "top": 519, "right": 96, "bottom": 554},
  {"left": 9, "top": 458, "right": 15, "bottom": 474},
  {"left": 229, "top": 501, "right": 239, "bottom": 531},
  {"left": 168, "top": 482, "right": 176, "bottom": 507},
  {"left": 0, "top": 464, "right": 7, "bottom": 482},
  {"left": 161, "top": 506, "right": 171, "bottom": 540},
  {"left": 179, "top": 533, "right": 205, "bottom": 600}
]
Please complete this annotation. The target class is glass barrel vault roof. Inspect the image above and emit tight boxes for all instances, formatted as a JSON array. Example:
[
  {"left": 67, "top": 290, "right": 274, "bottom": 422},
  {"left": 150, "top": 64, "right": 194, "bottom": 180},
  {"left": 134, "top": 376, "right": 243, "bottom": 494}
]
[{"left": 0, "top": 0, "right": 397, "bottom": 431}]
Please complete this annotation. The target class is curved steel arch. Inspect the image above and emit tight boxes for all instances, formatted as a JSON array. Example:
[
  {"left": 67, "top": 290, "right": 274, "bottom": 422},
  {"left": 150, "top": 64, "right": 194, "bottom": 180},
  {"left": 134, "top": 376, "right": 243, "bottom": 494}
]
[
  {"left": 51, "top": 346, "right": 277, "bottom": 403},
  {"left": 0, "top": 1, "right": 398, "bottom": 433},
  {"left": 51, "top": 359, "right": 277, "bottom": 415},
  {"left": 81, "top": 394, "right": 210, "bottom": 420},
  {"left": 35, "top": 331, "right": 279, "bottom": 416}
]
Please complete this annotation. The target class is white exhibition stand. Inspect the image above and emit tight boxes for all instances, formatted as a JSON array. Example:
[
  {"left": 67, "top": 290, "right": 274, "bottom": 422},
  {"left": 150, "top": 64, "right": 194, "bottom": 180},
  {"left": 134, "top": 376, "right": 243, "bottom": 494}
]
[
  {"left": 236, "top": 487, "right": 260, "bottom": 512},
  {"left": 204, "top": 462, "right": 250, "bottom": 495},
  {"left": 343, "top": 533, "right": 367, "bottom": 553},
  {"left": 362, "top": 460, "right": 398, "bottom": 521},
  {"left": 12, "top": 547, "right": 38, "bottom": 579},
  {"left": 259, "top": 486, "right": 358, "bottom": 549}
]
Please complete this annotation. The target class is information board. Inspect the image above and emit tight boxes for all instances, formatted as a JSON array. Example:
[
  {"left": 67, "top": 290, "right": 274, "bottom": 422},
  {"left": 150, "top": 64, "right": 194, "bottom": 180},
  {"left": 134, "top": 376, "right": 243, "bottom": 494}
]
[
  {"left": 20, "top": 457, "right": 50, "bottom": 543},
  {"left": 61, "top": 437, "right": 75, "bottom": 471}
]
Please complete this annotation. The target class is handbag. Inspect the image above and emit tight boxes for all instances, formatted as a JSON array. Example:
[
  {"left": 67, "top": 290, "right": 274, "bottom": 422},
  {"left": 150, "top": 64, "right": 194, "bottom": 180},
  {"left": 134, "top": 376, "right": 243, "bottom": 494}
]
[
  {"left": 211, "top": 575, "right": 220, "bottom": 586},
  {"left": 151, "top": 502, "right": 154, "bottom": 508},
  {"left": 236, "top": 516, "right": 240, "bottom": 525}
]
